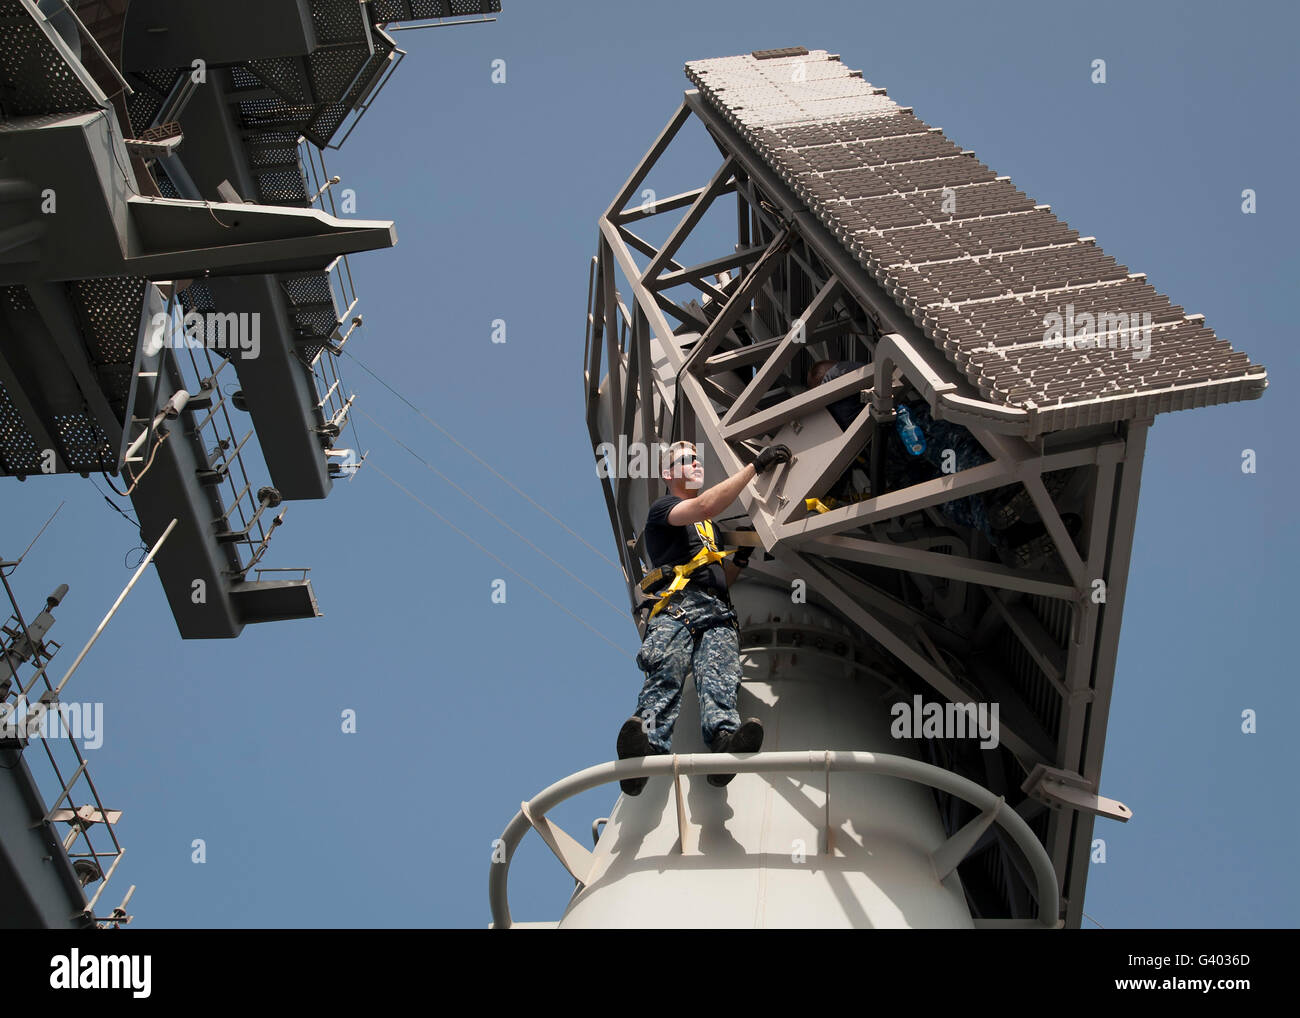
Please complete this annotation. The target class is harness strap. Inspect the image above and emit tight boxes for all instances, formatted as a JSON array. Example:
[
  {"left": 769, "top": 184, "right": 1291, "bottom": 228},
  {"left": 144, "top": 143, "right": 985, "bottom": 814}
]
[
  {"left": 641, "top": 544, "right": 732, "bottom": 619},
  {"left": 660, "top": 595, "right": 738, "bottom": 641}
]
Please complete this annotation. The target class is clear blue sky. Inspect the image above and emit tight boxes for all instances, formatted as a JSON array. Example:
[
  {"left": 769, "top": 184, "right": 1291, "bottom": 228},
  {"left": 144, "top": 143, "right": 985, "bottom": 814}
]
[{"left": 4, "top": 0, "right": 1295, "bottom": 928}]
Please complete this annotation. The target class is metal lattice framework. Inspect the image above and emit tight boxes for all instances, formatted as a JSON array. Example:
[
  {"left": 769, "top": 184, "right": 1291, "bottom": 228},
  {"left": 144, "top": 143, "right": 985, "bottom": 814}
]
[
  {"left": 1, "top": 566, "right": 134, "bottom": 929},
  {"left": 583, "top": 49, "right": 1267, "bottom": 926}
]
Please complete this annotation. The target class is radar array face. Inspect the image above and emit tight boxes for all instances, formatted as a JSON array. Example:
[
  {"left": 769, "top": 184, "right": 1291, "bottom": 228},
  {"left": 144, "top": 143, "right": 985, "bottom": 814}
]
[{"left": 686, "top": 49, "right": 1265, "bottom": 433}]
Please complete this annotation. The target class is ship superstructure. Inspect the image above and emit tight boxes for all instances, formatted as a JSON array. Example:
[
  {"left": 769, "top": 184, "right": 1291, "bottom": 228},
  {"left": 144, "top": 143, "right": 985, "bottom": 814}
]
[{"left": 0, "top": 0, "right": 501, "bottom": 928}]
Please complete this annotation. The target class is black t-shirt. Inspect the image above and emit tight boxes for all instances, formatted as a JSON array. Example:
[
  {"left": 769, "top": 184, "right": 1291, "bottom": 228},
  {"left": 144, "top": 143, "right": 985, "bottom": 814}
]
[
  {"left": 643, "top": 494, "right": 727, "bottom": 595},
  {"left": 824, "top": 360, "right": 869, "bottom": 431}
]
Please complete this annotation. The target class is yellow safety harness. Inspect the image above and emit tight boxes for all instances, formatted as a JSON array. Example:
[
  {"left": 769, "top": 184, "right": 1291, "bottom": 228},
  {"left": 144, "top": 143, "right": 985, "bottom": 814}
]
[
  {"left": 639, "top": 520, "right": 733, "bottom": 619},
  {"left": 805, "top": 491, "right": 870, "bottom": 515}
]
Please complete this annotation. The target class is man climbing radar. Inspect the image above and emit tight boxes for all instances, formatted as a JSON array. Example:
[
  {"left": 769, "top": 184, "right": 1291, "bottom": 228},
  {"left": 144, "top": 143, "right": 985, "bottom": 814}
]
[{"left": 616, "top": 440, "right": 791, "bottom": 795}]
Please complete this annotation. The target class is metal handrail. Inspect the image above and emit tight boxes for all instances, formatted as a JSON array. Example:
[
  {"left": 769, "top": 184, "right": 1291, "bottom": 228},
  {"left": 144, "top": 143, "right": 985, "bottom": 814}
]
[
  {"left": 328, "top": 35, "right": 407, "bottom": 150},
  {"left": 53, "top": 0, "right": 133, "bottom": 96},
  {"left": 296, "top": 140, "right": 360, "bottom": 443},
  {"left": 489, "top": 749, "right": 1060, "bottom": 930},
  {"left": 0, "top": 556, "right": 147, "bottom": 927}
]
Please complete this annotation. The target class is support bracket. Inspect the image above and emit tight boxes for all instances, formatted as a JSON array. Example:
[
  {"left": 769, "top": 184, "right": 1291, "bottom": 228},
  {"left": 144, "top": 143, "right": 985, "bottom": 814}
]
[
  {"left": 673, "top": 755, "right": 693, "bottom": 855},
  {"left": 1021, "top": 765, "right": 1132, "bottom": 822},
  {"left": 931, "top": 797, "right": 1003, "bottom": 881},
  {"left": 520, "top": 801, "right": 596, "bottom": 886}
]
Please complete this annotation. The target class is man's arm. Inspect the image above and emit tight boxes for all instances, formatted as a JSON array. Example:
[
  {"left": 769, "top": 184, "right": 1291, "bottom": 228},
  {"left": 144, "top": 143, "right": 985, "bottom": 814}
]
[
  {"left": 722, "top": 533, "right": 754, "bottom": 585},
  {"left": 666, "top": 445, "right": 792, "bottom": 526},
  {"left": 666, "top": 463, "right": 755, "bottom": 526}
]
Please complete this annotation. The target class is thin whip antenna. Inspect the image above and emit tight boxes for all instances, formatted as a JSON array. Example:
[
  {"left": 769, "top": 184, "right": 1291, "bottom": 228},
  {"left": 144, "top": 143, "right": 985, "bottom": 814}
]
[
  {"left": 369, "top": 463, "right": 633, "bottom": 660},
  {"left": 53, "top": 519, "right": 178, "bottom": 697},
  {"left": 359, "top": 409, "right": 628, "bottom": 619},
  {"left": 344, "top": 351, "right": 621, "bottom": 569},
  {"left": 0, "top": 500, "right": 65, "bottom": 572}
]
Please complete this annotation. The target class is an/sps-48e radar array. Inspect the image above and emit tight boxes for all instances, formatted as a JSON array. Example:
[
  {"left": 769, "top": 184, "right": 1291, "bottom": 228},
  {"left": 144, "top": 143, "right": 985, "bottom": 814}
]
[{"left": 488, "top": 47, "right": 1266, "bottom": 929}]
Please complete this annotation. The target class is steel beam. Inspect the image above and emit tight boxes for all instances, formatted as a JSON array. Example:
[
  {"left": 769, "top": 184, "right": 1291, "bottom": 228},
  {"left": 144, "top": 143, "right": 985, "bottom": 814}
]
[
  {"left": 641, "top": 155, "right": 736, "bottom": 284},
  {"left": 721, "top": 364, "right": 868, "bottom": 443},
  {"left": 598, "top": 218, "right": 681, "bottom": 372},
  {"left": 804, "top": 534, "right": 1076, "bottom": 602},
  {"left": 604, "top": 101, "right": 692, "bottom": 222},
  {"left": 1057, "top": 419, "right": 1150, "bottom": 927},
  {"left": 723, "top": 274, "right": 843, "bottom": 425},
  {"left": 0, "top": 749, "right": 91, "bottom": 928},
  {"left": 0, "top": 342, "right": 67, "bottom": 476},
  {"left": 618, "top": 227, "right": 728, "bottom": 306},
  {"left": 779, "top": 459, "right": 1017, "bottom": 539},
  {"left": 791, "top": 550, "right": 1050, "bottom": 769},
  {"left": 653, "top": 244, "right": 764, "bottom": 292},
  {"left": 26, "top": 282, "right": 124, "bottom": 459}
]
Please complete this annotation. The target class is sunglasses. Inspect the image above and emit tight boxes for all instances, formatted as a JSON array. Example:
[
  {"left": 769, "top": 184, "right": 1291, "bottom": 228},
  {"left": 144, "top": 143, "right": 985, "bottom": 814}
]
[{"left": 670, "top": 454, "right": 700, "bottom": 470}]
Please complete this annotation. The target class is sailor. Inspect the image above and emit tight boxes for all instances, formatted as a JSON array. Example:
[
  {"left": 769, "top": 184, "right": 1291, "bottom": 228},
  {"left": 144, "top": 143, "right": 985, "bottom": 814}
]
[{"left": 615, "top": 440, "right": 791, "bottom": 795}]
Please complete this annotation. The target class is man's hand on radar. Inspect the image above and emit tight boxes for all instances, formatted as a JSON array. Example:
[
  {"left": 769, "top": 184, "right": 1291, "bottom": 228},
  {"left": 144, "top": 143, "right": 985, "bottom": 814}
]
[{"left": 754, "top": 444, "right": 792, "bottom": 475}]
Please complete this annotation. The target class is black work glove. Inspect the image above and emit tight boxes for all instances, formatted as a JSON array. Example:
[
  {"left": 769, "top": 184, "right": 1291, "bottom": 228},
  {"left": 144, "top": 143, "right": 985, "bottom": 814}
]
[
  {"left": 733, "top": 545, "right": 753, "bottom": 568},
  {"left": 754, "top": 444, "right": 792, "bottom": 475}
]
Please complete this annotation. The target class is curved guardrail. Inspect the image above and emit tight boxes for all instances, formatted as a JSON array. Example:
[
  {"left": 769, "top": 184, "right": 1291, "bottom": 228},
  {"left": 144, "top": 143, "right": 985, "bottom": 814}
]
[{"left": 489, "top": 749, "right": 1060, "bottom": 929}]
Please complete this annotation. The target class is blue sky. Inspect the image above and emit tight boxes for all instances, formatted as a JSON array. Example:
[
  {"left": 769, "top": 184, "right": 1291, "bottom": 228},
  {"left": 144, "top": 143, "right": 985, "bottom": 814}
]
[{"left": 4, "top": 0, "right": 1296, "bottom": 928}]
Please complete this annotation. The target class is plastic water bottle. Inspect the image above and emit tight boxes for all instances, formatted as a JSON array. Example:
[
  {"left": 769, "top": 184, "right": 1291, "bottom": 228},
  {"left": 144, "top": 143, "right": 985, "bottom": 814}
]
[{"left": 895, "top": 405, "right": 927, "bottom": 456}]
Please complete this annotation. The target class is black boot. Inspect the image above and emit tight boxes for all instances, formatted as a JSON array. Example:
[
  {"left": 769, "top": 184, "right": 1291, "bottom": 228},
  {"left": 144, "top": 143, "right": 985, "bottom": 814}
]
[
  {"left": 616, "top": 717, "right": 652, "bottom": 796},
  {"left": 707, "top": 717, "right": 764, "bottom": 787}
]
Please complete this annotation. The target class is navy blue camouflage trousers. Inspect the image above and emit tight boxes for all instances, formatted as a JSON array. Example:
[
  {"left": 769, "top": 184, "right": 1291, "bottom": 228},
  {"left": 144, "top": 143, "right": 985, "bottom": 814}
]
[
  {"left": 886, "top": 400, "right": 997, "bottom": 537},
  {"left": 634, "top": 586, "right": 742, "bottom": 753}
]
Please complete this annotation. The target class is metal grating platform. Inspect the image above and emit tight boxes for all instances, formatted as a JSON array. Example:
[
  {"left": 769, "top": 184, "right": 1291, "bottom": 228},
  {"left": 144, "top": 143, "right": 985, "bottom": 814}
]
[
  {"left": 310, "top": 0, "right": 368, "bottom": 44},
  {"left": 52, "top": 410, "right": 112, "bottom": 472},
  {"left": 0, "top": 383, "right": 42, "bottom": 475},
  {"left": 373, "top": 0, "right": 502, "bottom": 20},
  {"left": 0, "top": 0, "right": 100, "bottom": 115},
  {"left": 234, "top": 32, "right": 396, "bottom": 148},
  {"left": 124, "top": 67, "right": 179, "bottom": 134},
  {"left": 247, "top": 56, "right": 311, "bottom": 104},
  {"left": 67, "top": 276, "right": 147, "bottom": 414},
  {"left": 685, "top": 50, "right": 1267, "bottom": 433}
]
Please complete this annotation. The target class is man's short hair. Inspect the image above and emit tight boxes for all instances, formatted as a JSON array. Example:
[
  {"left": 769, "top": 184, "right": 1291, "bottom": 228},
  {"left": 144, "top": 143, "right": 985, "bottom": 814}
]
[
  {"left": 661, "top": 440, "right": 696, "bottom": 475},
  {"left": 807, "top": 360, "right": 836, "bottom": 388}
]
